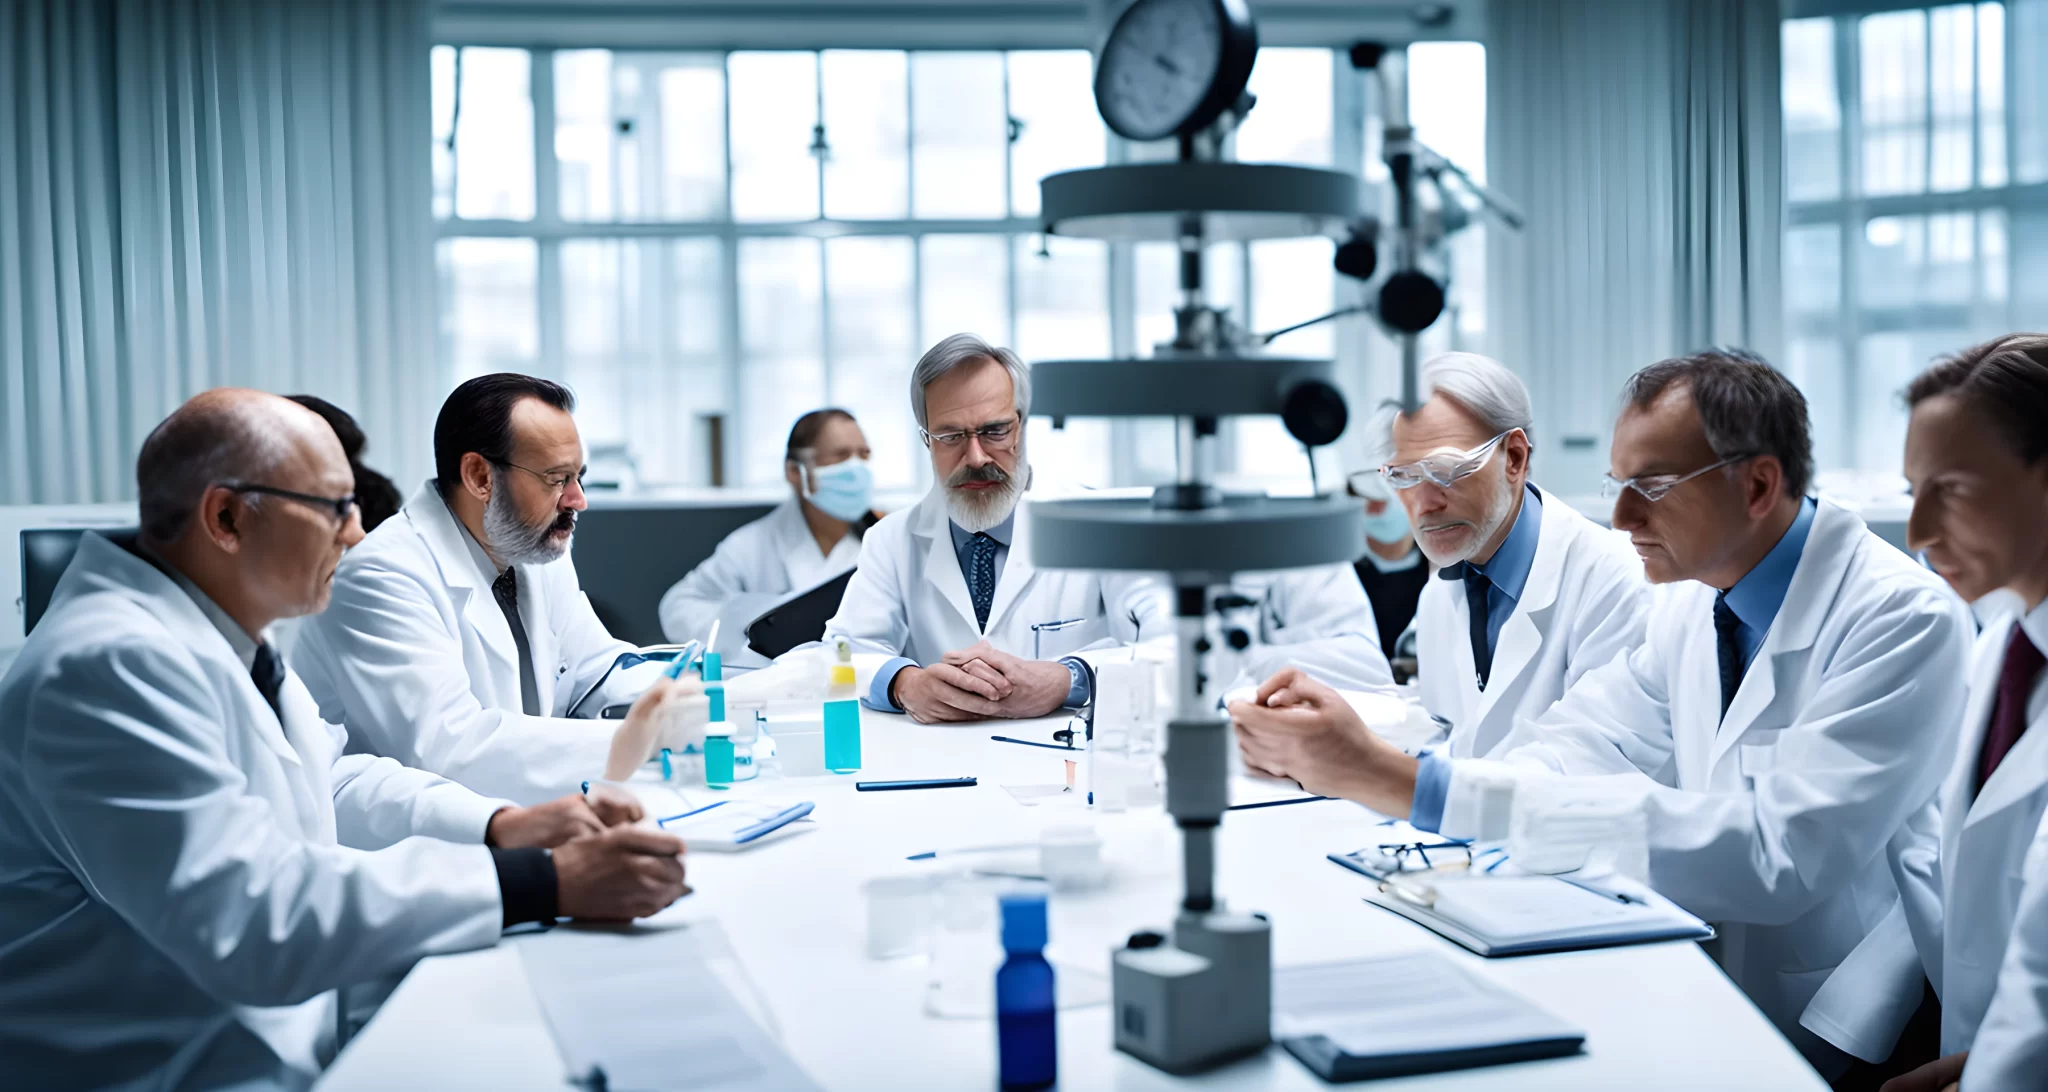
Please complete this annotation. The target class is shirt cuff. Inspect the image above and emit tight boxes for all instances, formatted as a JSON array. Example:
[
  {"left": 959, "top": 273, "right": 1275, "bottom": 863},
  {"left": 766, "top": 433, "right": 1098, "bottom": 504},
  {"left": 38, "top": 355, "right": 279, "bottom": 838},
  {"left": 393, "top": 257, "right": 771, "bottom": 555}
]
[
  {"left": 490, "top": 846, "right": 559, "bottom": 929},
  {"left": 863, "top": 656, "right": 917, "bottom": 712},
  {"left": 1059, "top": 656, "right": 1091, "bottom": 708},
  {"left": 1410, "top": 751, "right": 1453, "bottom": 833}
]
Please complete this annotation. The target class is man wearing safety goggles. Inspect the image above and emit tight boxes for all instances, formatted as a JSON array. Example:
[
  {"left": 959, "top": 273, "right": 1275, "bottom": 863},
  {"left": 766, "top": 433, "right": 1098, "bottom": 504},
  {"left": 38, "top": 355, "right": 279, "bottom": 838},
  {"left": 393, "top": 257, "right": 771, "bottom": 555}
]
[
  {"left": 1231, "top": 349, "right": 1971, "bottom": 1076},
  {"left": 1374, "top": 352, "right": 1648, "bottom": 759}
]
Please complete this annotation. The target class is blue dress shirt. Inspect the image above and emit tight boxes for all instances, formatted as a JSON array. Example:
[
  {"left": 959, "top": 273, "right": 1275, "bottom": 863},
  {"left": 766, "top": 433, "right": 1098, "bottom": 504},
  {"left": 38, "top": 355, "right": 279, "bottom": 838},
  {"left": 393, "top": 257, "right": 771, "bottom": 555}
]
[
  {"left": 1410, "top": 496, "right": 1818, "bottom": 833},
  {"left": 865, "top": 513, "right": 1089, "bottom": 712},
  {"left": 1451, "top": 483, "right": 1544, "bottom": 662}
]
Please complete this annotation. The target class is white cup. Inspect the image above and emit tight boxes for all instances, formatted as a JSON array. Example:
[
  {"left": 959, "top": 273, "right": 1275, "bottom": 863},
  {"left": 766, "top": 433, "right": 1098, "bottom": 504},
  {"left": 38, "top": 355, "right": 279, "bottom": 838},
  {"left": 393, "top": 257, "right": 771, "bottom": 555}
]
[
  {"left": 862, "top": 873, "right": 937, "bottom": 960},
  {"left": 777, "top": 729, "right": 826, "bottom": 777}
]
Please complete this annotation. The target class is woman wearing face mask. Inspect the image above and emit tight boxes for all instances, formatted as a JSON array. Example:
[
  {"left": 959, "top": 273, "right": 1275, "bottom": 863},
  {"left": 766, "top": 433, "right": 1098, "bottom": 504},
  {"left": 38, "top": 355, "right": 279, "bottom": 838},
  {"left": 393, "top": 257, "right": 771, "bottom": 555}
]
[
  {"left": 658, "top": 409, "right": 881, "bottom": 668},
  {"left": 1349, "top": 468, "right": 1430, "bottom": 666}
]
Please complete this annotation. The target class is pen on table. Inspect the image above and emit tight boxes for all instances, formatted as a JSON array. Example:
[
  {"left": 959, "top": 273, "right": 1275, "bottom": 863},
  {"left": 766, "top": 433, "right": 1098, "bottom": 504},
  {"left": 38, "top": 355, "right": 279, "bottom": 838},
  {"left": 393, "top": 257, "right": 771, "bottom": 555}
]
[
  {"left": 1558, "top": 875, "right": 1640, "bottom": 904},
  {"left": 1225, "top": 795, "right": 1332, "bottom": 812},
  {"left": 990, "top": 734, "right": 1075, "bottom": 751},
  {"left": 855, "top": 777, "right": 978, "bottom": 792},
  {"left": 906, "top": 841, "right": 1038, "bottom": 861}
]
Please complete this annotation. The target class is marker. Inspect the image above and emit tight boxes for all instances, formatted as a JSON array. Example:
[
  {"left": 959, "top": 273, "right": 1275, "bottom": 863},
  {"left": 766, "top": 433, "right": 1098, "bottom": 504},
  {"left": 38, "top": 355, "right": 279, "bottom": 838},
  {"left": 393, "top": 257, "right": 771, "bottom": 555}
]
[
  {"left": 906, "top": 841, "right": 1037, "bottom": 861},
  {"left": 1225, "top": 795, "right": 1332, "bottom": 812},
  {"left": 990, "top": 734, "right": 1074, "bottom": 752},
  {"left": 855, "top": 777, "right": 978, "bottom": 792}
]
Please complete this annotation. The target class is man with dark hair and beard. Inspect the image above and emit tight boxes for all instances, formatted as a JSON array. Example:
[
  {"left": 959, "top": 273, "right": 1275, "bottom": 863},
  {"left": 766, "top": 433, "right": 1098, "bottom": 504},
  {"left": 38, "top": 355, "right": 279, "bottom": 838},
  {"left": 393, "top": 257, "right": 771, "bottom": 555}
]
[
  {"left": 823, "top": 333, "right": 1173, "bottom": 724},
  {"left": 297, "top": 374, "right": 701, "bottom": 804}
]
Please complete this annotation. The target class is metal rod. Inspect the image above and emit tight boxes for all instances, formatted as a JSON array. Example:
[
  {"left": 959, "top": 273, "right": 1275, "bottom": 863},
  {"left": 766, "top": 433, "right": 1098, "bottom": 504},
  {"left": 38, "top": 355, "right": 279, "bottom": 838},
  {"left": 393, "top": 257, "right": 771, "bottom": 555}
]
[{"left": 1181, "top": 824, "right": 1216, "bottom": 912}]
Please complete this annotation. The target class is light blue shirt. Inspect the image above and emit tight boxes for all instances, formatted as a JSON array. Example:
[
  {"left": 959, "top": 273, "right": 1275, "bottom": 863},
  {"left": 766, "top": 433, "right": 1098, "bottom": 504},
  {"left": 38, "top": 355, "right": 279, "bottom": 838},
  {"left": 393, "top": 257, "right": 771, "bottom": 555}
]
[
  {"left": 1450, "top": 483, "right": 1543, "bottom": 661},
  {"left": 1717, "top": 497, "right": 1815, "bottom": 674},
  {"left": 1411, "top": 495, "right": 1818, "bottom": 833},
  {"left": 865, "top": 513, "right": 1088, "bottom": 712}
]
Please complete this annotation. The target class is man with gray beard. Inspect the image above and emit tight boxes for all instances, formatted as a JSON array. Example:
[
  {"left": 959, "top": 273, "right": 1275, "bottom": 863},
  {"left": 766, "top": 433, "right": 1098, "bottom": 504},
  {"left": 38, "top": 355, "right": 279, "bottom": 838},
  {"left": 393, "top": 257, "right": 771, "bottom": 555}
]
[
  {"left": 823, "top": 333, "right": 1173, "bottom": 723},
  {"left": 297, "top": 375, "right": 700, "bottom": 803}
]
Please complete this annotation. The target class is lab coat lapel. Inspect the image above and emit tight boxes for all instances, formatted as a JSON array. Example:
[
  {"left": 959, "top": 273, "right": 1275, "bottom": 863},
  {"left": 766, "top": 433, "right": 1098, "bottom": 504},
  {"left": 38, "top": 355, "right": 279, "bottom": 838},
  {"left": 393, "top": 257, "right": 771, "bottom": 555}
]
[
  {"left": 516, "top": 561, "right": 560, "bottom": 715},
  {"left": 1470, "top": 487, "right": 1568, "bottom": 727},
  {"left": 1964, "top": 657, "right": 2048, "bottom": 830},
  {"left": 408, "top": 482, "right": 522, "bottom": 687},
  {"left": 917, "top": 496, "right": 980, "bottom": 634},
  {"left": 1708, "top": 500, "right": 1860, "bottom": 769},
  {"left": 986, "top": 503, "right": 1038, "bottom": 634},
  {"left": 1943, "top": 620, "right": 2011, "bottom": 867}
]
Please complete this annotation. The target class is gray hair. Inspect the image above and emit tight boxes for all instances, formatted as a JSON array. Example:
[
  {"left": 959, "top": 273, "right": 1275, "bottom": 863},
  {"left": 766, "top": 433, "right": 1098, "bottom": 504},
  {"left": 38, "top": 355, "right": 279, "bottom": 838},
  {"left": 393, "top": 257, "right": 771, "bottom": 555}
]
[
  {"left": 137, "top": 396, "right": 292, "bottom": 545},
  {"left": 1374, "top": 352, "right": 1535, "bottom": 463},
  {"left": 1420, "top": 352, "right": 1535, "bottom": 444},
  {"left": 911, "top": 333, "right": 1031, "bottom": 432},
  {"left": 1622, "top": 348, "right": 1814, "bottom": 499}
]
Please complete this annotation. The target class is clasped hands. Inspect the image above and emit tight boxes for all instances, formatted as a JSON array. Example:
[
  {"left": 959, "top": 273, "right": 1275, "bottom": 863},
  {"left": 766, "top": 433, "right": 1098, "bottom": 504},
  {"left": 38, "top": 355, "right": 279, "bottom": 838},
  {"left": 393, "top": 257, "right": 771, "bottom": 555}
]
[
  {"left": 1227, "top": 666, "right": 1419, "bottom": 817},
  {"left": 892, "top": 640, "right": 1072, "bottom": 724}
]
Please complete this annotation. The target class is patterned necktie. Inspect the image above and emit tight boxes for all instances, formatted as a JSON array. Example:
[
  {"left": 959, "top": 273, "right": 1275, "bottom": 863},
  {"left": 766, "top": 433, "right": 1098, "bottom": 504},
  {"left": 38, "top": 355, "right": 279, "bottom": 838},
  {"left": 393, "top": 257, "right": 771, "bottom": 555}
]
[
  {"left": 251, "top": 642, "right": 284, "bottom": 718},
  {"left": 491, "top": 568, "right": 543, "bottom": 717},
  {"left": 1977, "top": 625, "right": 2045, "bottom": 793},
  {"left": 1714, "top": 593, "right": 1745, "bottom": 719},
  {"left": 967, "top": 532, "right": 998, "bottom": 632}
]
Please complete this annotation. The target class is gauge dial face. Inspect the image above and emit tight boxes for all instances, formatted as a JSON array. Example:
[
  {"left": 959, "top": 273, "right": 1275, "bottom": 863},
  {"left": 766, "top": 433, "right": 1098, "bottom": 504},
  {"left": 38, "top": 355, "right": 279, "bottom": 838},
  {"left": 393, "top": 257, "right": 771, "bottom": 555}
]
[{"left": 1095, "top": 0, "right": 1243, "bottom": 142}]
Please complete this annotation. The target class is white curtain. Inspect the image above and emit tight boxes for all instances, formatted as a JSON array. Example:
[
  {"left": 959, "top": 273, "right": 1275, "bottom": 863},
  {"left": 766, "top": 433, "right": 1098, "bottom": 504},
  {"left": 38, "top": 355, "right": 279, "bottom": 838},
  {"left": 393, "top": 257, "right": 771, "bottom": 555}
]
[
  {"left": 0, "top": 0, "right": 438, "bottom": 505},
  {"left": 1485, "top": 0, "right": 1783, "bottom": 493}
]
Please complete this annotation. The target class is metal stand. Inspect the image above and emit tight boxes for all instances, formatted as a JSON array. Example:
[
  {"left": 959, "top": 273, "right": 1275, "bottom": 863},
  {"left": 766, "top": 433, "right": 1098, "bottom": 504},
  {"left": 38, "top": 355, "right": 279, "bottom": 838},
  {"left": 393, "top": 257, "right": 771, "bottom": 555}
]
[{"left": 1032, "top": 150, "right": 1362, "bottom": 1075}]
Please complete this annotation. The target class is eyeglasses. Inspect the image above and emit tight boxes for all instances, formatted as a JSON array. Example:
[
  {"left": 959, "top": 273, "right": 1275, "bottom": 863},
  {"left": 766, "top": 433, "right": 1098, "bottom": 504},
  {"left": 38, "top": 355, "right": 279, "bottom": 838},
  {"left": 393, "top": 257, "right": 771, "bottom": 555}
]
[
  {"left": 492, "top": 459, "right": 588, "bottom": 493},
  {"left": 920, "top": 416, "right": 1020, "bottom": 451},
  {"left": 222, "top": 483, "right": 358, "bottom": 525},
  {"left": 1600, "top": 454, "right": 1753, "bottom": 503},
  {"left": 1378, "top": 429, "right": 1515, "bottom": 491},
  {"left": 1370, "top": 839, "right": 1475, "bottom": 873}
]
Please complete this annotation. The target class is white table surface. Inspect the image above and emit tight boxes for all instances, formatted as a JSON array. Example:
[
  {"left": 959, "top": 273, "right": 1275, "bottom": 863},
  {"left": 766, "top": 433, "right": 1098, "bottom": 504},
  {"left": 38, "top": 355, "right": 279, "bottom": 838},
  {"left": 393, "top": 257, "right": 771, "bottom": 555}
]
[{"left": 317, "top": 708, "right": 1826, "bottom": 1092}]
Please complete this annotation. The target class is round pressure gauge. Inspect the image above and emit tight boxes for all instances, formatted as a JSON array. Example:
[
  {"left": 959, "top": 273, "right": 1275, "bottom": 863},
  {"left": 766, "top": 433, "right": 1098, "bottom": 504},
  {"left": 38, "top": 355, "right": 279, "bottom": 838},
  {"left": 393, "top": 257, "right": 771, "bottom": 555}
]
[{"left": 1093, "top": 0, "right": 1258, "bottom": 143}]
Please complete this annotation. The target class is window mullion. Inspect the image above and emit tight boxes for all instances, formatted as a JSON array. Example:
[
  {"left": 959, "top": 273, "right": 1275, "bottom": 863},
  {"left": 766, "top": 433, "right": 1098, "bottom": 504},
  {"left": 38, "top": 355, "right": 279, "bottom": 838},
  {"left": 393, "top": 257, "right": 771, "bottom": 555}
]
[
  {"left": 1835, "top": 14, "right": 1862, "bottom": 471},
  {"left": 719, "top": 52, "right": 742, "bottom": 485}
]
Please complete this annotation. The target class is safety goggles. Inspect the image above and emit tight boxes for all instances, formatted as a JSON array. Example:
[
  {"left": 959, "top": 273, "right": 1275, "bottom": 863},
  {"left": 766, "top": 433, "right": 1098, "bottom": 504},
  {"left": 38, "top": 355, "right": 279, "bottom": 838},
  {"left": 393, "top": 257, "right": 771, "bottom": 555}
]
[
  {"left": 1378, "top": 430, "right": 1515, "bottom": 491},
  {"left": 1600, "top": 454, "right": 1753, "bottom": 503}
]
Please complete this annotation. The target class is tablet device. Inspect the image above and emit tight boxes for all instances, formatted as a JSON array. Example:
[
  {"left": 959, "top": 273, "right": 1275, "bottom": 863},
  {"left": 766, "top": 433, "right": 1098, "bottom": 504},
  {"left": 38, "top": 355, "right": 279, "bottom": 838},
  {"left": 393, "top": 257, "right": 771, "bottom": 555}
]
[{"left": 745, "top": 570, "right": 856, "bottom": 658}]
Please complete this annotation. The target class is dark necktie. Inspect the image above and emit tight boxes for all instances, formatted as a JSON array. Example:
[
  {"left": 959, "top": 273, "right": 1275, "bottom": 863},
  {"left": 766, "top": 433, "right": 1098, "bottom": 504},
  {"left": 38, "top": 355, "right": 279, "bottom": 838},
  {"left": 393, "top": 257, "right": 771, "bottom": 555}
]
[
  {"left": 1439, "top": 562, "right": 1494, "bottom": 690},
  {"left": 967, "top": 532, "right": 998, "bottom": 632},
  {"left": 1714, "top": 593, "right": 1745, "bottom": 719},
  {"left": 251, "top": 641, "right": 284, "bottom": 718},
  {"left": 491, "top": 568, "right": 543, "bottom": 717},
  {"left": 1977, "top": 625, "right": 2045, "bottom": 793}
]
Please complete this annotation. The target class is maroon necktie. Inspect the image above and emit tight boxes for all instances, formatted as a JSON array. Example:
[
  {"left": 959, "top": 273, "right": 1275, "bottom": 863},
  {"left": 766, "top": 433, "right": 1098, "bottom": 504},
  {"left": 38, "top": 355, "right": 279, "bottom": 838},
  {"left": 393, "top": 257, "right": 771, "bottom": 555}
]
[{"left": 1977, "top": 625, "right": 2046, "bottom": 793}]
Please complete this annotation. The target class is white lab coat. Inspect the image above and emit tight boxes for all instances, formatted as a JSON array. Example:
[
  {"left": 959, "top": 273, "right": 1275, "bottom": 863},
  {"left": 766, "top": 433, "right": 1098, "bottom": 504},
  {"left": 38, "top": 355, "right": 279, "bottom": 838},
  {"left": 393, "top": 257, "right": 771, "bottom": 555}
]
[
  {"left": 0, "top": 533, "right": 506, "bottom": 1090},
  {"left": 1212, "top": 565, "right": 1394, "bottom": 691},
  {"left": 1960, "top": 806, "right": 2048, "bottom": 1090},
  {"left": 824, "top": 490, "right": 1171, "bottom": 666},
  {"left": 1805, "top": 598, "right": 2048, "bottom": 1067},
  {"left": 296, "top": 482, "right": 650, "bottom": 805},
  {"left": 1418, "top": 485, "right": 1648, "bottom": 757},
  {"left": 657, "top": 496, "right": 863, "bottom": 669},
  {"left": 1439, "top": 500, "right": 1971, "bottom": 1068}
]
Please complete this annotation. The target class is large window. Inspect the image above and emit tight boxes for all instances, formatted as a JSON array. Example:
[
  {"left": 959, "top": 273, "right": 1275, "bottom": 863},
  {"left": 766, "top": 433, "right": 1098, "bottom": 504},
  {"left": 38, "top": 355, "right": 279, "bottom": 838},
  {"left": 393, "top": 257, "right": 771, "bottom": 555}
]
[
  {"left": 1781, "top": 2, "right": 2047, "bottom": 474},
  {"left": 433, "top": 44, "right": 1485, "bottom": 492}
]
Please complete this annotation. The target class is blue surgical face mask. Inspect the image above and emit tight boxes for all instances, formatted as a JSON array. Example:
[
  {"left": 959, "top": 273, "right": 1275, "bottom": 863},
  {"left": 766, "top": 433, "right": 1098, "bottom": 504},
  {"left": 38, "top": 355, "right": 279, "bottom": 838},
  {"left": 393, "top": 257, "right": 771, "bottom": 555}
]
[
  {"left": 1361, "top": 497, "right": 1411, "bottom": 544},
  {"left": 804, "top": 458, "right": 874, "bottom": 523}
]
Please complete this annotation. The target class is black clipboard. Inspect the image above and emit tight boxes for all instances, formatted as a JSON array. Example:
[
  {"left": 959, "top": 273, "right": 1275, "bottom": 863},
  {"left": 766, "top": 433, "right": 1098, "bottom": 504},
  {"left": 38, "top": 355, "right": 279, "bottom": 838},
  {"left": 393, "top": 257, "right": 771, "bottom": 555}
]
[{"left": 744, "top": 570, "right": 856, "bottom": 659}]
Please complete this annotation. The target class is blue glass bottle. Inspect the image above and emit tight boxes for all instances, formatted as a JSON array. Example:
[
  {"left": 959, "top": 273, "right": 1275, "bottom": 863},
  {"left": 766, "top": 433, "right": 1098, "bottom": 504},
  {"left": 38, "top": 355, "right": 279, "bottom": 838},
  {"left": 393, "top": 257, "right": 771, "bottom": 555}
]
[{"left": 996, "top": 889, "right": 1056, "bottom": 1091}]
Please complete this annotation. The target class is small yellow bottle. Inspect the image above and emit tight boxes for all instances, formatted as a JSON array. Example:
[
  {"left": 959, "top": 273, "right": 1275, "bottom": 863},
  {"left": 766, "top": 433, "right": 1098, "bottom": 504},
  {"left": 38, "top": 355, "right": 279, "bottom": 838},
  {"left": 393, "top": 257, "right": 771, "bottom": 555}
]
[{"left": 823, "top": 635, "right": 861, "bottom": 772}]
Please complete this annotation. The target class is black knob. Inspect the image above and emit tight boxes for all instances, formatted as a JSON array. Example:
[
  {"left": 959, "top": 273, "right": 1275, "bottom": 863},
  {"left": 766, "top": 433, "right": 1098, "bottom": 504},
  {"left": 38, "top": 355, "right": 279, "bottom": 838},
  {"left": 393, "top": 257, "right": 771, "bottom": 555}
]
[
  {"left": 1281, "top": 378, "right": 1349, "bottom": 447},
  {"left": 1378, "top": 270, "right": 1446, "bottom": 334},
  {"left": 1225, "top": 627, "right": 1252, "bottom": 651},
  {"left": 1126, "top": 930, "right": 1167, "bottom": 950}
]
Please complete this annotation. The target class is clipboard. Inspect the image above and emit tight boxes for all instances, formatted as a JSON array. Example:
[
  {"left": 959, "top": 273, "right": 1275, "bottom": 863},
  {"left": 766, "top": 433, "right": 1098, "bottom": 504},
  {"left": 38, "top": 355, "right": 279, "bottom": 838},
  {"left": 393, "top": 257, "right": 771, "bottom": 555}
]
[{"left": 745, "top": 570, "right": 856, "bottom": 658}]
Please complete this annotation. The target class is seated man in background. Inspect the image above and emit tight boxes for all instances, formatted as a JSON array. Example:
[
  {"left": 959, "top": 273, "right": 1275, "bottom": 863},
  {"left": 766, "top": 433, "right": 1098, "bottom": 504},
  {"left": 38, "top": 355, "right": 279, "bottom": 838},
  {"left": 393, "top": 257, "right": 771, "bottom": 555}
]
[
  {"left": 1350, "top": 466, "right": 1430, "bottom": 665},
  {"left": 827, "top": 333, "right": 1171, "bottom": 723},
  {"left": 298, "top": 374, "right": 695, "bottom": 804},
  {"left": 1391, "top": 352, "right": 1647, "bottom": 757},
  {"left": 659, "top": 407, "right": 880, "bottom": 669},
  {"left": 1231, "top": 350, "right": 1970, "bottom": 1076},
  {"left": 0, "top": 391, "right": 690, "bottom": 1090},
  {"left": 286, "top": 394, "right": 404, "bottom": 532}
]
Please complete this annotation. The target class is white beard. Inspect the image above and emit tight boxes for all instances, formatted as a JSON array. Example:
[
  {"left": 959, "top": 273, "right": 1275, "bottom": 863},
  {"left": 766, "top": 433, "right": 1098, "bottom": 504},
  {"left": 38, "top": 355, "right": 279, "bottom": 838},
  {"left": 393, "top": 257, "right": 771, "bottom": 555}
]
[
  {"left": 941, "top": 451, "right": 1029, "bottom": 534},
  {"left": 1417, "top": 463, "right": 1516, "bottom": 567}
]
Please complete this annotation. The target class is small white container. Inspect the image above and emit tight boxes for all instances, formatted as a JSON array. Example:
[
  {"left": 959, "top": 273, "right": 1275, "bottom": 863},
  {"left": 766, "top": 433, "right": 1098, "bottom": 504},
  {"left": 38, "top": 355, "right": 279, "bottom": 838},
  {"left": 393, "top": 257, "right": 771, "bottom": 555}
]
[
  {"left": 861, "top": 873, "right": 937, "bottom": 960},
  {"left": 766, "top": 712, "right": 826, "bottom": 778}
]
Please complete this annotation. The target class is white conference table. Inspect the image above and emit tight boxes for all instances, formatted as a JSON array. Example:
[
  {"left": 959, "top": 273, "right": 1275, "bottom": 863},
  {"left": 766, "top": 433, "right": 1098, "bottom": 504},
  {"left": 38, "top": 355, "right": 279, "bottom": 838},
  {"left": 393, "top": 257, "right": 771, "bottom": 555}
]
[{"left": 318, "top": 706, "right": 1826, "bottom": 1092}]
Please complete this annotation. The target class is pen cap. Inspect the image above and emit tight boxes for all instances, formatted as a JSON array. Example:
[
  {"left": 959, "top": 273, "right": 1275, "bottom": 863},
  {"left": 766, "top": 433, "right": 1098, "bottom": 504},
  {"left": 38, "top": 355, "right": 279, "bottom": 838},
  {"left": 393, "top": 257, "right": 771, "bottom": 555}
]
[
  {"left": 999, "top": 888, "right": 1049, "bottom": 952},
  {"left": 702, "top": 652, "right": 722, "bottom": 682}
]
